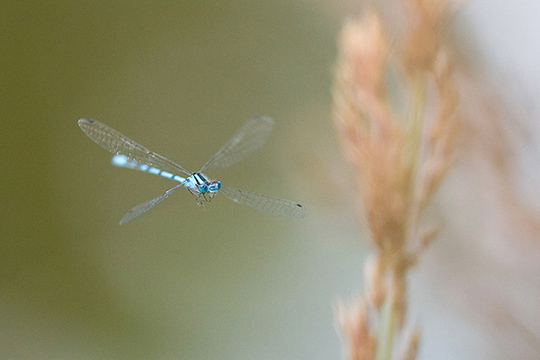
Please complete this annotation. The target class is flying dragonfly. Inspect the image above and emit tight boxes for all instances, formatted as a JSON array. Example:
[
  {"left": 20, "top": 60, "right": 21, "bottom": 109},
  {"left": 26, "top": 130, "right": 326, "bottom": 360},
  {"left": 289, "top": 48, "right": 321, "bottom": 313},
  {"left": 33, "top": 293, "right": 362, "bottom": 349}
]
[{"left": 78, "top": 117, "right": 308, "bottom": 224}]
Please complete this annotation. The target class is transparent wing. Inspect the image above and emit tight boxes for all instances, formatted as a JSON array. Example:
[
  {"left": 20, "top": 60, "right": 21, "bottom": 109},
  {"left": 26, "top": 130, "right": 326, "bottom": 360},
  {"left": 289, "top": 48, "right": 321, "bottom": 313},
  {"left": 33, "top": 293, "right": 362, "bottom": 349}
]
[
  {"left": 220, "top": 185, "right": 308, "bottom": 218},
  {"left": 199, "top": 116, "right": 274, "bottom": 172},
  {"left": 119, "top": 183, "right": 183, "bottom": 225},
  {"left": 78, "top": 118, "right": 190, "bottom": 176}
]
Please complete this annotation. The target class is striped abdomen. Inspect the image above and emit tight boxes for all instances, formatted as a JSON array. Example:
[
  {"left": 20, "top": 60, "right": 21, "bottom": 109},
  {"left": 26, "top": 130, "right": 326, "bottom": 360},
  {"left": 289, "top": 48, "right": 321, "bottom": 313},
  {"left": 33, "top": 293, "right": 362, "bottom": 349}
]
[{"left": 111, "top": 154, "right": 186, "bottom": 183}]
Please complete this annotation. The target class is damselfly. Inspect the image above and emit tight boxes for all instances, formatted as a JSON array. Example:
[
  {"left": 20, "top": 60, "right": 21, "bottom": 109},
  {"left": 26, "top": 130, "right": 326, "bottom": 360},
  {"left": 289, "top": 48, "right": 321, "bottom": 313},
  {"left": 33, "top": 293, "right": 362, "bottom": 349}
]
[{"left": 78, "top": 117, "right": 307, "bottom": 224}]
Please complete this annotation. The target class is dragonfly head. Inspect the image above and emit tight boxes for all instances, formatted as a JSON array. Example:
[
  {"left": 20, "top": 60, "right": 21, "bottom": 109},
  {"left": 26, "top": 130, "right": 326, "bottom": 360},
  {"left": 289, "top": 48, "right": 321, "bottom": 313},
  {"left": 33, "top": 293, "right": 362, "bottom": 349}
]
[
  {"left": 207, "top": 181, "right": 221, "bottom": 193},
  {"left": 198, "top": 180, "right": 221, "bottom": 194}
]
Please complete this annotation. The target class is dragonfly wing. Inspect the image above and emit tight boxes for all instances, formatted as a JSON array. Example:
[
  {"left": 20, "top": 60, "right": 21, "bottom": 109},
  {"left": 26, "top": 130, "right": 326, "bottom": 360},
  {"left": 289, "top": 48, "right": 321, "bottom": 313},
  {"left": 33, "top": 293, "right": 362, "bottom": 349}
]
[
  {"left": 78, "top": 118, "right": 190, "bottom": 176},
  {"left": 220, "top": 185, "right": 308, "bottom": 218},
  {"left": 119, "top": 183, "right": 183, "bottom": 225},
  {"left": 199, "top": 116, "right": 274, "bottom": 172}
]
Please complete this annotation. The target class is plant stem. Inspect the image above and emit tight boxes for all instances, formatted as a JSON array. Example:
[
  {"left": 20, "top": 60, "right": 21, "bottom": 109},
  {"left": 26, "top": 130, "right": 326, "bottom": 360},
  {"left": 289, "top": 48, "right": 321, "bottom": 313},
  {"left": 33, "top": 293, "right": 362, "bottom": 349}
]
[{"left": 375, "top": 292, "right": 396, "bottom": 360}]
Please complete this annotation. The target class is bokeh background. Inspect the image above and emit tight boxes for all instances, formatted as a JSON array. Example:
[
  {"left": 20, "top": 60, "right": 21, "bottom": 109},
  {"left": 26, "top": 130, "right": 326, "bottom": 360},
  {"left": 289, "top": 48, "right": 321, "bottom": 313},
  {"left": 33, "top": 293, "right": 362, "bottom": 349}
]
[{"left": 2, "top": 1, "right": 540, "bottom": 359}]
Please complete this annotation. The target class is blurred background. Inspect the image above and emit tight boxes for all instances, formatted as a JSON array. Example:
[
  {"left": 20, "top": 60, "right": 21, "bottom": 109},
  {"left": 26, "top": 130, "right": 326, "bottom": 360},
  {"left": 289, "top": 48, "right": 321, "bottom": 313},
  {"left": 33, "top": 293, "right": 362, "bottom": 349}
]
[{"left": 2, "top": 1, "right": 540, "bottom": 359}]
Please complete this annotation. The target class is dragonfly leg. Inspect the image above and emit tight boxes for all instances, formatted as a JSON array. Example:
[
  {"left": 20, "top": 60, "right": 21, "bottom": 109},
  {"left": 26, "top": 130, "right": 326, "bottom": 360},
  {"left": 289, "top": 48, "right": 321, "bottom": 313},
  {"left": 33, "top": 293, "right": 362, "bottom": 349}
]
[
  {"left": 186, "top": 188, "right": 207, "bottom": 211},
  {"left": 202, "top": 192, "right": 216, "bottom": 202}
]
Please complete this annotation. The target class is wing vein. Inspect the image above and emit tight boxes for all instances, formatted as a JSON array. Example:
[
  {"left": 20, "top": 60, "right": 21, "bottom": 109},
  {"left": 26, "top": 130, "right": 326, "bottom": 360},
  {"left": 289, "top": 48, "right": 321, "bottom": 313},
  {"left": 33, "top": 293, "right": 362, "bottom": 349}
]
[{"left": 78, "top": 118, "right": 190, "bottom": 176}]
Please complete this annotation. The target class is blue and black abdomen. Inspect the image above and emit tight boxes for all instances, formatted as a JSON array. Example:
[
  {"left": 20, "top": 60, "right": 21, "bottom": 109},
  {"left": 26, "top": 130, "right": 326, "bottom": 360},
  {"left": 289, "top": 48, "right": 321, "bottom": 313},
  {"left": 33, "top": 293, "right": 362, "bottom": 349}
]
[{"left": 112, "top": 154, "right": 186, "bottom": 183}]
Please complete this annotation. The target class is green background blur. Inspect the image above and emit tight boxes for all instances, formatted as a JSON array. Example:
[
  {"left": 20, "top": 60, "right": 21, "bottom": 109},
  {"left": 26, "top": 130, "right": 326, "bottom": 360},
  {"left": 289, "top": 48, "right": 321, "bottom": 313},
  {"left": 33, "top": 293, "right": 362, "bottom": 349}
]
[{"left": 1, "top": 1, "right": 364, "bottom": 359}]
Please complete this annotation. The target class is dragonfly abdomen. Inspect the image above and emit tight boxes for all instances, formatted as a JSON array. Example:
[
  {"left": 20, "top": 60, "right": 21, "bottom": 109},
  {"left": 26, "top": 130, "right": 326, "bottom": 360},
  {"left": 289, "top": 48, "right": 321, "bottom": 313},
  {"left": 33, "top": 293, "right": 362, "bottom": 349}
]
[{"left": 112, "top": 154, "right": 186, "bottom": 183}]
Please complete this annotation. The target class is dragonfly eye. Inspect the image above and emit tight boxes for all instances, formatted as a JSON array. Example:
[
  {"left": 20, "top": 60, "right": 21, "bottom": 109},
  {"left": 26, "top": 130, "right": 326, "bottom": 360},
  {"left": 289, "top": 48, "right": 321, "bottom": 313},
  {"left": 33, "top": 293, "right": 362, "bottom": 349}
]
[
  {"left": 198, "top": 184, "right": 209, "bottom": 193},
  {"left": 208, "top": 181, "right": 221, "bottom": 193}
]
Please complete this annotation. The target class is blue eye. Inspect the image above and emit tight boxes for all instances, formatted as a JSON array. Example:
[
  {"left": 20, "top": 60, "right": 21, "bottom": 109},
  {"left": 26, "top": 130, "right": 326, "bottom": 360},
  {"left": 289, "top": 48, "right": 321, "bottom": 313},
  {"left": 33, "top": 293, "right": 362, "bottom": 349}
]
[
  {"left": 208, "top": 181, "right": 221, "bottom": 192},
  {"left": 198, "top": 184, "right": 208, "bottom": 193}
]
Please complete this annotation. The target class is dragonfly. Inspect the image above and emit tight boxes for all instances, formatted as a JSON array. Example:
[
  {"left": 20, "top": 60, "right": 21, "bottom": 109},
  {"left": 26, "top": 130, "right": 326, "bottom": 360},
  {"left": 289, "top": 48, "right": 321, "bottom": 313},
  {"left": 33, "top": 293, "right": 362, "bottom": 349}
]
[{"left": 78, "top": 117, "right": 308, "bottom": 224}]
